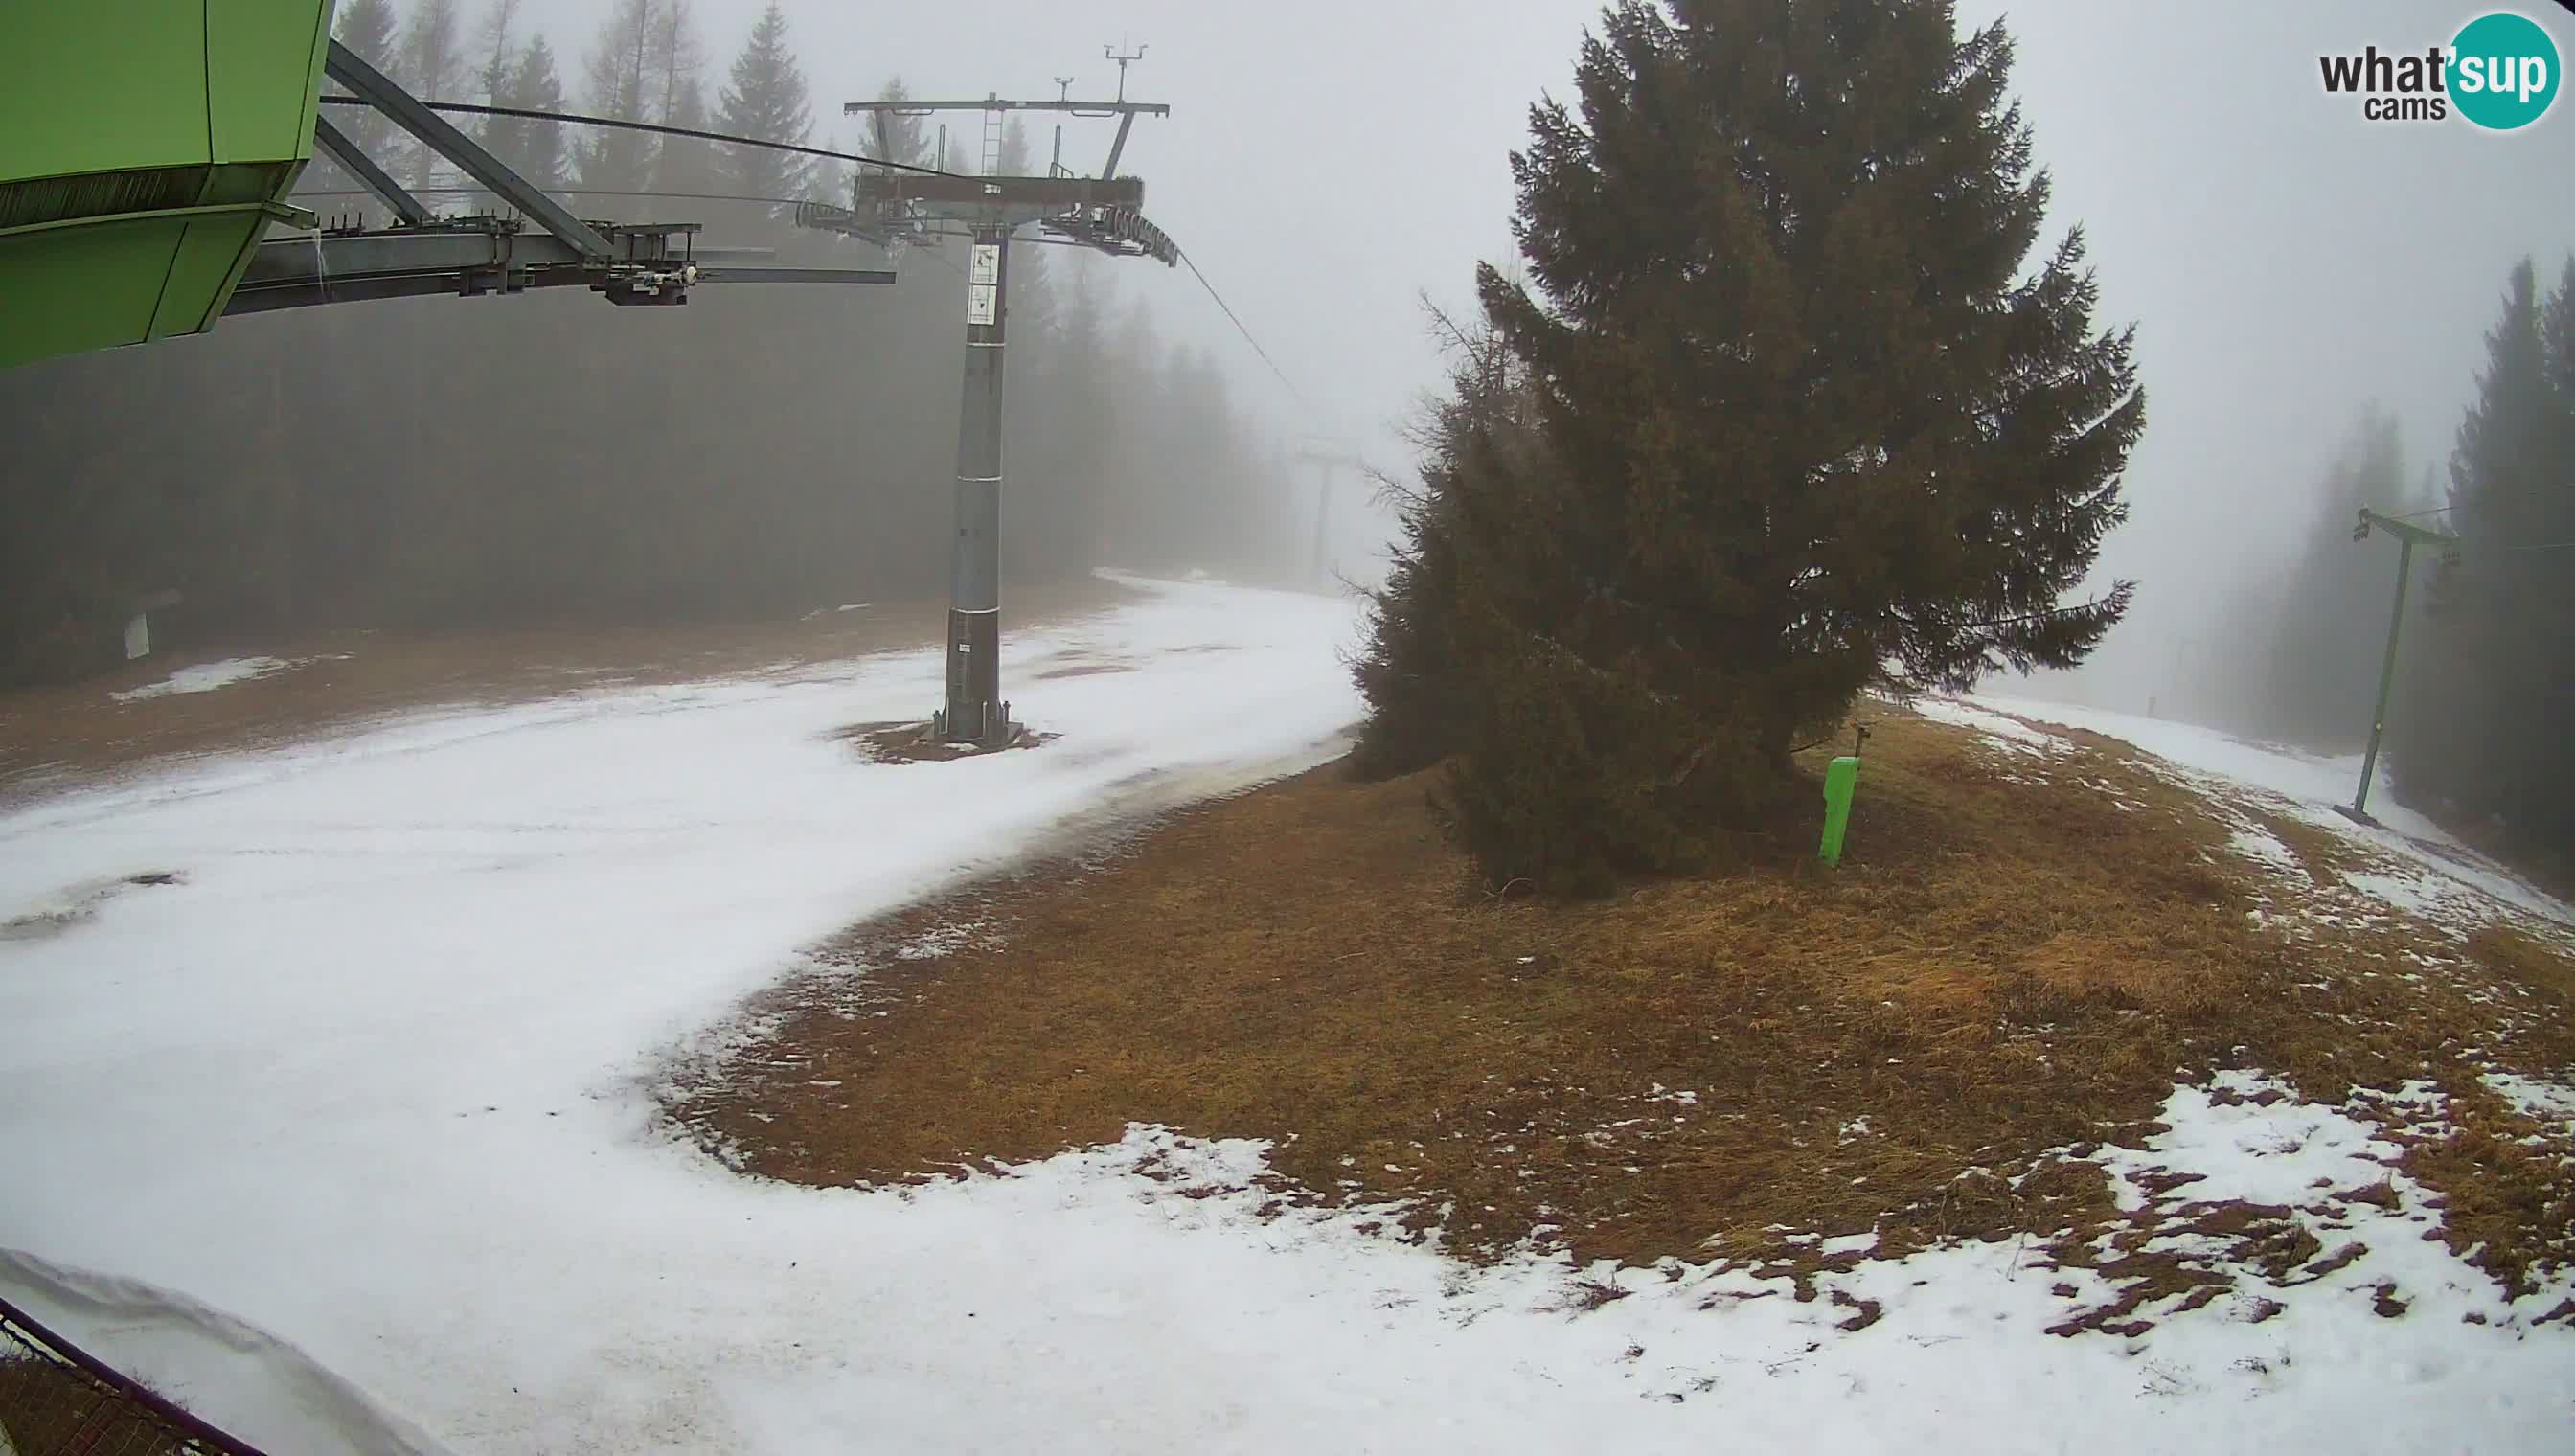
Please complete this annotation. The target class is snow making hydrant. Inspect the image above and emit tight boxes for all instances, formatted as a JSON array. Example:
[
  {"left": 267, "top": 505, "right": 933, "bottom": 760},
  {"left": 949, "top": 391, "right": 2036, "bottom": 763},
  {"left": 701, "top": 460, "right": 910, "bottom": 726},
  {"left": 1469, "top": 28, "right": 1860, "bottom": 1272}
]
[{"left": 1818, "top": 723, "right": 1868, "bottom": 867}]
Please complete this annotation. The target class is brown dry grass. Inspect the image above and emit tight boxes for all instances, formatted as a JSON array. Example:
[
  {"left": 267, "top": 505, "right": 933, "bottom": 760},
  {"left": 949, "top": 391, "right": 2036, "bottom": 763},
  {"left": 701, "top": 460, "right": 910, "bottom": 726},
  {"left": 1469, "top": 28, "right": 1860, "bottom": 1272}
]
[
  {"left": 0, "top": 1351, "right": 194, "bottom": 1456},
  {"left": 2245, "top": 807, "right": 2378, "bottom": 885},
  {"left": 670, "top": 705, "right": 2575, "bottom": 1308},
  {"left": 0, "top": 577, "right": 1135, "bottom": 804}
]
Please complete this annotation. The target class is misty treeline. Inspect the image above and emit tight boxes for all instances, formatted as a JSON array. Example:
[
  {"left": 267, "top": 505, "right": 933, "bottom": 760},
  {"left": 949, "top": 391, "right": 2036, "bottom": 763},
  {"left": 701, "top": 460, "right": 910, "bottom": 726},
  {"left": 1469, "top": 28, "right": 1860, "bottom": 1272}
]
[
  {"left": 2209, "top": 257, "right": 2575, "bottom": 849},
  {"left": 0, "top": 0, "right": 1305, "bottom": 686},
  {"left": 1353, "top": 0, "right": 2141, "bottom": 895}
]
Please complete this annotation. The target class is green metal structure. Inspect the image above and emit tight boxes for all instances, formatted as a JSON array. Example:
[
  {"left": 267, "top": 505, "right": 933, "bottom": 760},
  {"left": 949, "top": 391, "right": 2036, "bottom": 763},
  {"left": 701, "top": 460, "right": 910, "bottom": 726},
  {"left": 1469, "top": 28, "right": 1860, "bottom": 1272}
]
[
  {"left": 0, "top": 1, "right": 332, "bottom": 371},
  {"left": 2345, "top": 508, "right": 2461, "bottom": 823}
]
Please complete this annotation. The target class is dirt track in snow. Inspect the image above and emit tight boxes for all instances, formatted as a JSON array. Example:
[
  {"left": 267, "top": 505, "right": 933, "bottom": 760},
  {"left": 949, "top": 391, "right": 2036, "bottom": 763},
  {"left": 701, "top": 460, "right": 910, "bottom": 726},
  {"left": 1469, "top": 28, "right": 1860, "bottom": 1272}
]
[{"left": 0, "top": 578, "right": 1136, "bottom": 806}]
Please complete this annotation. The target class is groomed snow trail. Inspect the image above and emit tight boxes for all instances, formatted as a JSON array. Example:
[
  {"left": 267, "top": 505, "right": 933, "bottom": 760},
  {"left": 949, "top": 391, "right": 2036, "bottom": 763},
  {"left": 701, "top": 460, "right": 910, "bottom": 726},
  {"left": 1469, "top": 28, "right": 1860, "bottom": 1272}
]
[
  {"left": 3, "top": 579, "right": 1371, "bottom": 1452},
  {"left": 3, "top": 608, "right": 2570, "bottom": 1454}
]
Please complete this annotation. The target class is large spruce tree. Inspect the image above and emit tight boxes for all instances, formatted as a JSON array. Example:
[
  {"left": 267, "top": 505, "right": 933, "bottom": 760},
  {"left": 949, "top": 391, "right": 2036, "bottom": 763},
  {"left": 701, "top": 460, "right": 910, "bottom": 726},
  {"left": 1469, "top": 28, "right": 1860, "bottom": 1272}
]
[
  {"left": 485, "top": 35, "right": 566, "bottom": 191},
  {"left": 1362, "top": 0, "right": 2143, "bottom": 893},
  {"left": 652, "top": 80, "right": 720, "bottom": 200},
  {"left": 2394, "top": 258, "right": 2575, "bottom": 846},
  {"left": 2538, "top": 260, "right": 2575, "bottom": 848},
  {"left": 713, "top": 3, "right": 814, "bottom": 207},
  {"left": 1350, "top": 306, "right": 1526, "bottom": 780}
]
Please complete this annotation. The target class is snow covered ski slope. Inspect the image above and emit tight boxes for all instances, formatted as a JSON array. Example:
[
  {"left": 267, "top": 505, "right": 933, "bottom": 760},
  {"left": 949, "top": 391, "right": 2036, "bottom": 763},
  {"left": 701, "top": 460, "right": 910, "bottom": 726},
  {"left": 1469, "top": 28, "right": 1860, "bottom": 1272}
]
[{"left": 2, "top": 601, "right": 2570, "bottom": 1454}]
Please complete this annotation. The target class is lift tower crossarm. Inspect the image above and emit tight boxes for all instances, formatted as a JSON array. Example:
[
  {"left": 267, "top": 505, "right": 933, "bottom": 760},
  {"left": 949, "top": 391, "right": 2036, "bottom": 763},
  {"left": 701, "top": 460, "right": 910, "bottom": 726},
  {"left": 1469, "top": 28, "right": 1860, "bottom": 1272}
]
[
  {"left": 2355, "top": 509, "right": 2459, "bottom": 553},
  {"left": 841, "top": 97, "right": 1168, "bottom": 181},
  {"left": 844, "top": 99, "right": 1170, "bottom": 116},
  {"left": 227, "top": 223, "right": 897, "bottom": 314},
  {"left": 853, "top": 174, "right": 1143, "bottom": 214}
]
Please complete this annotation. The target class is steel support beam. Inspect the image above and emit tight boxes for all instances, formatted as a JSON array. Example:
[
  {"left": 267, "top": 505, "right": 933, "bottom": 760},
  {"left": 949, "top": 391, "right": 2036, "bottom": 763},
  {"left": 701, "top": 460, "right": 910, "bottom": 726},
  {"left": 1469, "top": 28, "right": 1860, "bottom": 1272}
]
[
  {"left": 939, "top": 224, "right": 1012, "bottom": 745},
  {"left": 700, "top": 266, "right": 898, "bottom": 285},
  {"left": 230, "top": 227, "right": 546, "bottom": 310},
  {"left": 227, "top": 227, "right": 893, "bottom": 314},
  {"left": 2350, "top": 535, "right": 2413, "bottom": 823},
  {"left": 323, "top": 40, "right": 614, "bottom": 259},
  {"left": 854, "top": 174, "right": 1142, "bottom": 213},
  {"left": 2343, "top": 508, "right": 2458, "bottom": 824},
  {"left": 845, "top": 98, "right": 1170, "bottom": 118},
  {"left": 311, "top": 115, "right": 434, "bottom": 227},
  {"left": 1102, "top": 111, "right": 1138, "bottom": 179},
  {"left": 228, "top": 265, "right": 590, "bottom": 314}
]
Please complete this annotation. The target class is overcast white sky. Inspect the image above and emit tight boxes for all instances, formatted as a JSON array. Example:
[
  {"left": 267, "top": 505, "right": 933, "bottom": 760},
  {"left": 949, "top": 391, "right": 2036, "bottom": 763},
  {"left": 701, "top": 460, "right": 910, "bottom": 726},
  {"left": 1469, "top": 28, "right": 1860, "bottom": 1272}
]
[{"left": 512, "top": 0, "right": 2574, "bottom": 701}]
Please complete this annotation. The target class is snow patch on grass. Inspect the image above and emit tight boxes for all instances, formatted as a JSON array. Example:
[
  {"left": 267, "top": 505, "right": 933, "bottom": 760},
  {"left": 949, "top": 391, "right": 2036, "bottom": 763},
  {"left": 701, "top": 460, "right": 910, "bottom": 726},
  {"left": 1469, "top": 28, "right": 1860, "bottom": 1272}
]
[
  {"left": 2018, "top": 1067, "right": 2573, "bottom": 1396},
  {"left": 2338, "top": 867, "right": 2456, "bottom": 919},
  {"left": 1909, "top": 695, "right": 2068, "bottom": 757},
  {"left": 2481, "top": 1071, "right": 2575, "bottom": 1134},
  {"left": 1976, "top": 694, "right": 2571, "bottom": 936},
  {"left": 894, "top": 919, "right": 994, "bottom": 962},
  {"left": 108, "top": 657, "right": 308, "bottom": 701},
  {"left": 2225, "top": 823, "right": 2300, "bottom": 875},
  {"left": 2101, "top": 1073, "right": 2383, "bottom": 1211}
]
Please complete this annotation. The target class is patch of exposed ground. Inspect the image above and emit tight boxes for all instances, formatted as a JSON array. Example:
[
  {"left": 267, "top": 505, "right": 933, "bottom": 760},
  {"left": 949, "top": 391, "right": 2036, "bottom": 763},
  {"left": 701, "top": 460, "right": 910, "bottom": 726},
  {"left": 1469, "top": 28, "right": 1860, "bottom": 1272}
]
[
  {"left": 0, "top": 577, "right": 1137, "bottom": 805},
  {"left": 0, "top": 1348, "right": 193, "bottom": 1456},
  {"left": 834, "top": 722, "right": 1060, "bottom": 763},
  {"left": 1032, "top": 661, "right": 1138, "bottom": 681},
  {"left": 668, "top": 708, "right": 2575, "bottom": 1325},
  {"left": 0, "top": 871, "right": 185, "bottom": 942}
]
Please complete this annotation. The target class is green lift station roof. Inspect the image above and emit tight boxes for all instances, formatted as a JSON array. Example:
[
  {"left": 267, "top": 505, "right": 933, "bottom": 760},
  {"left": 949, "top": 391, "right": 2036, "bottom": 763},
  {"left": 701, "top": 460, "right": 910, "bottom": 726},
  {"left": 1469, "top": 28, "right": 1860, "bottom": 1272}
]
[{"left": 0, "top": 1, "right": 335, "bottom": 371}]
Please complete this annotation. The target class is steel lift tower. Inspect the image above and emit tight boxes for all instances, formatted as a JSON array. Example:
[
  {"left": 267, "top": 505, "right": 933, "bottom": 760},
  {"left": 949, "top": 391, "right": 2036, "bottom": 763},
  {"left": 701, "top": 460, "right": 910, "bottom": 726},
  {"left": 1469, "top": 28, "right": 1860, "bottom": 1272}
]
[
  {"left": 2341, "top": 508, "right": 2461, "bottom": 825},
  {"left": 1290, "top": 443, "right": 1371, "bottom": 587},
  {"left": 809, "top": 49, "right": 1178, "bottom": 746}
]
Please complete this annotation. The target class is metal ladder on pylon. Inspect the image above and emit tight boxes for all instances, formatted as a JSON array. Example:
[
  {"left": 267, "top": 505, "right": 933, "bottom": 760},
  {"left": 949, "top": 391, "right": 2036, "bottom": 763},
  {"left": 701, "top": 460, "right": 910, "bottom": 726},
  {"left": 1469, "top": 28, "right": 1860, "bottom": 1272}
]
[{"left": 978, "top": 105, "right": 1005, "bottom": 176}]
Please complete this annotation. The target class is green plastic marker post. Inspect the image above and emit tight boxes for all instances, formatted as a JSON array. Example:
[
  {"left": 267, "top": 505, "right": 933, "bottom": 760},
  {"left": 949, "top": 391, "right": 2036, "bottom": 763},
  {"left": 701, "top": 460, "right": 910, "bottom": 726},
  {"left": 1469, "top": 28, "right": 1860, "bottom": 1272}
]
[{"left": 1819, "top": 756, "right": 1861, "bottom": 867}]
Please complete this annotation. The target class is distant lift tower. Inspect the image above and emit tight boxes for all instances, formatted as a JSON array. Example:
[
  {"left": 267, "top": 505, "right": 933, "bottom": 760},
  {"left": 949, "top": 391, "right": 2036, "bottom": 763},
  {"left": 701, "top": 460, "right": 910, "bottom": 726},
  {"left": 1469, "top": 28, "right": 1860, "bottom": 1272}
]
[
  {"left": 809, "top": 49, "right": 1178, "bottom": 746},
  {"left": 2342, "top": 508, "right": 2461, "bottom": 825},
  {"left": 1290, "top": 444, "right": 1368, "bottom": 587}
]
